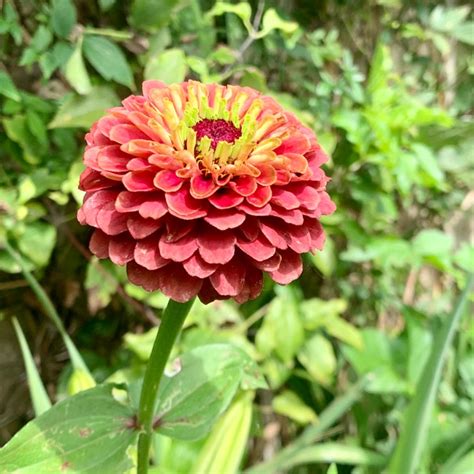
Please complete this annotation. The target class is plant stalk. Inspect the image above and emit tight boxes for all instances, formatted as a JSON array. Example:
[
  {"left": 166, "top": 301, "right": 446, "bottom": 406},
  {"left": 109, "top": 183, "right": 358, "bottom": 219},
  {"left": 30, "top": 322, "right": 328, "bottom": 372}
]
[{"left": 136, "top": 298, "right": 195, "bottom": 474}]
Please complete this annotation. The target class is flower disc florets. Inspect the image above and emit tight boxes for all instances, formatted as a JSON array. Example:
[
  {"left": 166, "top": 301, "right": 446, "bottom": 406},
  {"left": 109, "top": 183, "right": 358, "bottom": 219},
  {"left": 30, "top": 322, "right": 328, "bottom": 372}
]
[{"left": 77, "top": 81, "right": 335, "bottom": 303}]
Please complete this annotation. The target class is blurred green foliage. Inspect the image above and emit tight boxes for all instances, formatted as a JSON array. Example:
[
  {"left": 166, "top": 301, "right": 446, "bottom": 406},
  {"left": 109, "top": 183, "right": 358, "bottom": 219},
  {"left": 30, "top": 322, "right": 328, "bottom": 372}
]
[{"left": 0, "top": 0, "right": 473, "bottom": 473}]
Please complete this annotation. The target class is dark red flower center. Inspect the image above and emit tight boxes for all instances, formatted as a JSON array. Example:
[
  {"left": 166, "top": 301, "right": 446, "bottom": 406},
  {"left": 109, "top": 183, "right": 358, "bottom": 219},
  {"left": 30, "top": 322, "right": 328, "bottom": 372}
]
[{"left": 193, "top": 119, "right": 241, "bottom": 149}]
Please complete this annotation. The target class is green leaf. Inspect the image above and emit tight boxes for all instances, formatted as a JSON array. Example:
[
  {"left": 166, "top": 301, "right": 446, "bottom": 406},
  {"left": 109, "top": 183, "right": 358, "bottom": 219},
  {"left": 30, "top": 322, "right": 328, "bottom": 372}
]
[
  {"left": 283, "top": 443, "right": 386, "bottom": 469},
  {"left": 273, "top": 390, "right": 317, "bottom": 425},
  {"left": 388, "top": 274, "right": 474, "bottom": 474},
  {"left": 412, "top": 229, "right": 454, "bottom": 259},
  {"left": 155, "top": 344, "right": 253, "bottom": 440},
  {"left": 51, "top": 0, "right": 77, "bottom": 38},
  {"left": 17, "top": 221, "right": 57, "bottom": 268},
  {"left": 49, "top": 86, "right": 119, "bottom": 129},
  {"left": 206, "top": 2, "right": 252, "bottom": 33},
  {"left": 129, "top": 0, "right": 183, "bottom": 32},
  {"left": 145, "top": 48, "right": 187, "bottom": 84},
  {"left": 12, "top": 317, "right": 52, "bottom": 416},
  {"left": 298, "top": 334, "right": 336, "bottom": 386},
  {"left": 0, "top": 70, "right": 21, "bottom": 101},
  {"left": 0, "top": 385, "right": 137, "bottom": 473},
  {"left": 191, "top": 392, "right": 253, "bottom": 474},
  {"left": 309, "top": 235, "right": 336, "bottom": 276},
  {"left": 64, "top": 39, "right": 92, "bottom": 95},
  {"left": 82, "top": 35, "right": 134, "bottom": 88},
  {"left": 257, "top": 8, "right": 299, "bottom": 38}
]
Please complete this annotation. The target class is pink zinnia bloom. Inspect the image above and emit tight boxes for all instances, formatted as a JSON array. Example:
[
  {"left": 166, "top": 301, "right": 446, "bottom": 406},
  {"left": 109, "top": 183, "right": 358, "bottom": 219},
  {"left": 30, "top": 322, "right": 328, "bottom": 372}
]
[{"left": 77, "top": 81, "right": 335, "bottom": 304}]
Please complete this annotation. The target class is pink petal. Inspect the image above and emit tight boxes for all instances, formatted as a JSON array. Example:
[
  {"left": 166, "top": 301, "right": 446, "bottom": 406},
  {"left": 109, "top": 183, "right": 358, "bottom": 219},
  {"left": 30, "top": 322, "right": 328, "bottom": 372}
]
[
  {"left": 159, "top": 232, "right": 198, "bottom": 262},
  {"left": 148, "top": 154, "right": 181, "bottom": 171},
  {"left": 164, "top": 218, "right": 195, "bottom": 242},
  {"left": 307, "top": 219, "right": 325, "bottom": 250},
  {"left": 209, "top": 189, "right": 244, "bottom": 209},
  {"left": 237, "top": 234, "right": 275, "bottom": 261},
  {"left": 269, "top": 250, "right": 303, "bottom": 285},
  {"left": 166, "top": 188, "right": 207, "bottom": 219},
  {"left": 127, "top": 261, "right": 162, "bottom": 292},
  {"left": 158, "top": 265, "right": 202, "bottom": 303},
  {"left": 97, "top": 116, "right": 124, "bottom": 138},
  {"left": 275, "top": 133, "right": 311, "bottom": 155},
  {"left": 209, "top": 259, "right": 246, "bottom": 296},
  {"left": 96, "top": 202, "right": 129, "bottom": 235},
  {"left": 127, "top": 216, "right": 162, "bottom": 239},
  {"left": 127, "top": 157, "right": 153, "bottom": 171},
  {"left": 271, "top": 188, "right": 300, "bottom": 210},
  {"left": 234, "top": 267, "right": 263, "bottom": 304},
  {"left": 292, "top": 184, "right": 320, "bottom": 210},
  {"left": 183, "top": 254, "right": 217, "bottom": 278},
  {"left": 229, "top": 176, "right": 257, "bottom": 196},
  {"left": 198, "top": 280, "right": 223, "bottom": 305},
  {"left": 89, "top": 230, "right": 109, "bottom": 258},
  {"left": 275, "top": 169, "right": 291, "bottom": 185},
  {"left": 253, "top": 253, "right": 282, "bottom": 271},
  {"left": 109, "top": 234, "right": 135, "bottom": 265},
  {"left": 123, "top": 171, "right": 156, "bottom": 192},
  {"left": 116, "top": 191, "right": 147, "bottom": 213},
  {"left": 190, "top": 174, "right": 219, "bottom": 198},
  {"left": 283, "top": 153, "right": 308, "bottom": 174},
  {"left": 109, "top": 124, "right": 149, "bottom": 144},
  {"left": 84, "top": 147, "right": 100, "bottom": 169},
  {"left": 204, "top": 208, "right": 246, "bottom": 230},
  {"left": 153, "top": 170, "right": 183, "bottom": 192},
  {"left": 260, "top": 220, "right": 288, "bottom": 250},
  {"left": 79, "top": 169, "right": 115, "bottom": 192},
  {"left": 142, "top": 80, "right": 167, "bottom": 99},
  {"left": 139, "top": 197, "right": 168, "bottom": 220},
  {"left": 239, "top": 219, "right": 260, "bottom": 241},
  {"left": 286, "top": 225, "right": 312, "bottom": 253},
  {"left": 238, "top": 202, "right": 272, "bottom": 216},
  {"left": 270, "top": 208, "right": 304, "bottom": 225},
  {"left": 318, "top": 191, "right": 336, "bottom": 215},
  {"left": 246, "top": 186, "right": 272, "bottom": 208},
  {"left": 198, "top": 229, "right": 236, "bottom": 264},
  {"left": 134, "top": 237, "right": 169, "bottom": 270}
]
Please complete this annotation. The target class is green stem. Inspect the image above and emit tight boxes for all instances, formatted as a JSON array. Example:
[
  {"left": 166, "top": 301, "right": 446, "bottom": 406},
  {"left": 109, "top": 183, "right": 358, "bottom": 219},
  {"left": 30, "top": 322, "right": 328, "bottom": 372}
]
[{"left": 136, "top": 298, "right": 195, "bottom": 474}]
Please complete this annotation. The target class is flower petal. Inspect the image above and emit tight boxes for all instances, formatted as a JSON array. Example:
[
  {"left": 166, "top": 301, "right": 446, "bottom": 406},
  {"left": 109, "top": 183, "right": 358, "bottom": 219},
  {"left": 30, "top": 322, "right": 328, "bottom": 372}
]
[
  {"left": 153, "top": 170, "right": 183, "bottom": 192},
  {"left": 109, "top": 234, "right": 135, "bottom": 265},
  {"left": 260, "top": 220, "right": 288, "bottom": 249},
  {"left": 127, "top": 216, "right": 162, "bottom": 239},
  {"left": 269, "top": 250, "right": 303, "bottom": 284},
  {"left": 183, "top": 254, "right": 217, "bottom": 278},
  {"left": 123, "top": 171, "right": 156, "bottom": 192},
  {"left": 229, "top": 176, "right": 257, "bottom": 196},
  {"left": 246, "top": 186, "right": 272, "bottom": 208},
  {"left": 166, "top": 188, "right": 207, "bottom": 219},
  {"left": 198, "top": 229, "right": 236, "bottom": 264},
  {"left": 159, "top": 232, "right": 198, "bottom": 262},
  {"left": 127, "top": 261, "right": 162, "bottom": 292},
  {"left": 209, "top": 259, "right": 246, "bottom": 296},
  {"left": 96, "top": 202, "right": 129, "bottom": 235},
  {"left": 209, "top": 189, "right": 244, "bottom": 209},
  {"left": 109, "top": 124, "right": 149, "bottom": 144},
  {"left": 89, "top": 229, "right": 110, "bottom": 258},
  {"left": 204, "top": 208, "right": 246, "bottom": 230},
  {"left": 271, "top": 188, "right": 300, "bottom": 210},
  {"left": 134, "top": 237, "right": 170, "bottom": 270},
  {"left": 159, "top": 264, "right": 203, "bottom": 303},
  {"left": 237, "top": 234, "right": 275, "bottom": 261},
  {"left": 234, "top": 267, "right": 263, "bottom": 304},
  {"left": 190, "top": 174, "right": 219, "bottom": 198}
]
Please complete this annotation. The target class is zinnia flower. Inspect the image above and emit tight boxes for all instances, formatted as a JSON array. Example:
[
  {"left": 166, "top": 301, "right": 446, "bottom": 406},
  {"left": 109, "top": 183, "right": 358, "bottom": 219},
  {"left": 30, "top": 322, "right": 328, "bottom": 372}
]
[{"left": 77, "top": 81, "right": 335, "bottom": 304}]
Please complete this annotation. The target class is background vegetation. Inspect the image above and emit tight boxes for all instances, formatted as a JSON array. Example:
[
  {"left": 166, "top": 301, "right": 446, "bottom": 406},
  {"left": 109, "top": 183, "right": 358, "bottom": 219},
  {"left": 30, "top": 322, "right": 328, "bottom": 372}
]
[{"left": 0, "top": 0, "right": 473, "bottom": 473}]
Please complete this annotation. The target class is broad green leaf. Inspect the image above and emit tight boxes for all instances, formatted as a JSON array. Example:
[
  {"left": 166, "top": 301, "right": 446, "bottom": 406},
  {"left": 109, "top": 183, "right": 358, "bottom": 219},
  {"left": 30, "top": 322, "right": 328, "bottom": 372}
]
[
  {"left": 82, "top": 35, "right": 134, "bottom": 88},
  {"left": 309, "top": 234, "right": 336, "bottom": 276},
  {"left": 12, "top": 317, "right": 52, "bottom": 416},
  {"left": 273, "top": 390, "right": 317, "bottom": 425},
  {"left": 298, "top": 334, "right": 336, "bottom": 386},
  {"left": 145, "top": 48, "right": 187, "bottom": 84},
  {"left": 0, "top": 385, "right": 137, "bottom": 473},
  {"left": 452, "top": 21, "right": 474, "bottom": 45},
  {"left": 192, "top": 392, "right": 253, "bottom": 474},
  {"left": 49, "top": 86, "right": 119, "bottom": 129},
  {"left": 155, "top": 344, "right": 255, "bottom": 440},
  {"left": 0, "top": 70, "right": 20, "bottom": 101},
  {"left": 129, "top": 0, "right": 183, "bottom": 32},
  {"left": 64, "top": 39, "right": 92, "bottom": 95},
  {"left": 389, "top": 274, "right": 474, "bottom": 474},
  {"left": 300, "top": 298, "right": 348, "bottom": 330},
  {"left": 67, "top": 368, "right": 97, "bottom": 396},
  {"left": 17, "top": 221, "right": 56, "bottom": 268},
  {"left": 51, "top": 0, "right": 77, "bottom": 38}
]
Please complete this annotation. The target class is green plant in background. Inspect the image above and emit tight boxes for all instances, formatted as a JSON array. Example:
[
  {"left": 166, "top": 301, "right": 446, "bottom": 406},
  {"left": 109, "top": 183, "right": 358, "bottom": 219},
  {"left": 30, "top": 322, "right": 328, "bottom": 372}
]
[{"left": 1, "top": 0, "right": 473, "bottom": 473}]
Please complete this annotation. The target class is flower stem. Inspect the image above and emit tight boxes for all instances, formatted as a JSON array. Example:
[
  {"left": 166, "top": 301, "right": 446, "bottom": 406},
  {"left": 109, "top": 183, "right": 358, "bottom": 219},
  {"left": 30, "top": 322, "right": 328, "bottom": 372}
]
[{"left": 136, "top": 298, "right": 195, "bottom": 474}]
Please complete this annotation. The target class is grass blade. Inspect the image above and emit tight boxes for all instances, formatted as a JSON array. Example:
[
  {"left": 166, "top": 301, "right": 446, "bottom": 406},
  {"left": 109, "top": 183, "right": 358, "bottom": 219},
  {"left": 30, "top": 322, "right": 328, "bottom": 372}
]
[
  {"left": 4, "top": 239, "right": 93, "bottom": 379},
  {"left": 388, "top": 274, "right": 474, "bottom": 474},
  {"left": 246, "top": 376, "right": 371, "bottom": 474},
  {"left": 12, "top": 317, "right": 52, "bottom": 416}
]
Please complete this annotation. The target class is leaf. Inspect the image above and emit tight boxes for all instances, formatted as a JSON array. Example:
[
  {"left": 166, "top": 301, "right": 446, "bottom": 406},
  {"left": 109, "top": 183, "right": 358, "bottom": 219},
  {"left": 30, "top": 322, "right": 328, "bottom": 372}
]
[
  {"left": 412, "top": 229, "right": 454, "bottom": 260},
  {"left": 284, "top": 443, "right": 386, "bottom": 469},
  {"left": 145, "top": 48, "right": 187, "bottom": 84},
  {"left": 191, "top": 392, "right": 253, "bottom": 474},
  {"left": 51, "top": 0, "right": 77, "bottom": 38},
  {"left": 298, "top": 334, "right": 336, "bottom": 386},
  {"left": 12, "top": 317, "right": 52, "bottom": 416},
  {"left": 17, "top": 221, "right": 57, "bottom": 268},
  {"left": 64, "top": 39, "right": 92, "bottom": 95},
  {"left": 155, "top": 344, "right": 255, "bottom": 440},
  {"left": 0, "top": 385, "right": 137, "bottom": 473},
  {"left": 129, "top": 0, "right": 183, "bottom": 32},
  {"left": 273, "top": 390, "right": 317, "bottom": 425},
  {"left": 309, "top": 234, "right": 336, "bottom": 276},
  {"left": 257, "top": 8, "right": 299, "bottom": 38},
  {"left": 388, "top": 274, "right": 474, "bottom": 474},
  {"left": 206, "top": 2, "right": 252, "bottom": 32},
  {"left": 82, "top": 35, "right": 134, "bottom": 88},
  {"left": 49, "top": 86, "right": 119, "bottom": 129},
  {"left": 0, "top": 70, "right": 21, "bottom": 101}
]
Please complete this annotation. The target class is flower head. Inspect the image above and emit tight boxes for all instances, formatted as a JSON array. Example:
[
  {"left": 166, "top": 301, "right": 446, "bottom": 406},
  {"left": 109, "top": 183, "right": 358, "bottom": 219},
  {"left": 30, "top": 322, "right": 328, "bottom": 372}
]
[{"left": 78, "top": 81, "right": 335, "bottom": 303}]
